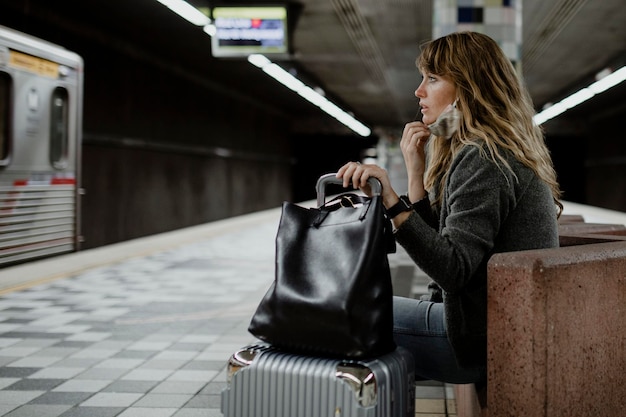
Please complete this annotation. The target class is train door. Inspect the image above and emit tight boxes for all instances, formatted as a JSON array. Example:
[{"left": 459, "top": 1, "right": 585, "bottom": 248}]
[{"left": 0, "top": 25, "right": 83, "bottom": 266}]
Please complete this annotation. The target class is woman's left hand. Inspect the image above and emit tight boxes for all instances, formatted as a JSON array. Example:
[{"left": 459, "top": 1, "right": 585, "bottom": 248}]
[{"left": 336, "top": 162, "right": 398, "bottom": 207}]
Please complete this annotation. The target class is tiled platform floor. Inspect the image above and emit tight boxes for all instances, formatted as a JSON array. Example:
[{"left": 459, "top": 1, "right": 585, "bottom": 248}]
[{"left": 0, "top": 209, "right": 456, "bottom": 417}]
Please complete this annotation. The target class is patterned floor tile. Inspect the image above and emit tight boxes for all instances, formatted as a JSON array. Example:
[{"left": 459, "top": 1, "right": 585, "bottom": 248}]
[
  {"left": 52, "top": 380, "right": 111, "bottom": 393},
  {"left": 150, "top": 381, "right": 206, "bottom": 395},
  {"left": 0, "top": 217, "right": 458, "bottom": 416},
  {"left": 132, "top": 393, "right": 192, "bottom": 408},
  {"left": 0, "top": 390, "right": 45, "bottom": 405},
  {"left": 79, "top": 393, "right": 143, "bottom": 407},
  {"left": 58, "top": 407, "right": 124, "bottom": 417},
  {"left": 28, "top": 391, "right": 93, "bottom": 405},
  {"left": 100, "top": 381, "right": 157, "bottom": 394},
  {"left": 2, "top": 404, "right": 72, "bottom": 417},
  {"left": 116, "top": 408, "right": 177, "bottom": 417},
  {"left": 3, "top": 379, "right": 64, "bottom": 391}
]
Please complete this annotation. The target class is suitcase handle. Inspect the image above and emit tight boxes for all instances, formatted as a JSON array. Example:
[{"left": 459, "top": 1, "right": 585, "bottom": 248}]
[{"left": 316, "top": 173, "right": 382, "bottom": 207}]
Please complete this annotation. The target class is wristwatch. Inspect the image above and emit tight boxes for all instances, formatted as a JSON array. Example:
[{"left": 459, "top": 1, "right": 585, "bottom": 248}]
[{"left": 385, "top": 195, "right": 413, "bottom": 219}]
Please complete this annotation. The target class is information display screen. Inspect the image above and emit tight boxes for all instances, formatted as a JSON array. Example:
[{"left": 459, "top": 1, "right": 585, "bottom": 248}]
[{"left": 211, "top": 5, "right": 289, "bottom": 58}]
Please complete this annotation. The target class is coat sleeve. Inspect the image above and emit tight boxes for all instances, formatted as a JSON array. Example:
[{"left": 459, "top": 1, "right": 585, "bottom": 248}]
[{"left": 394, "top": 145, "right": 518, "bottom": 293}]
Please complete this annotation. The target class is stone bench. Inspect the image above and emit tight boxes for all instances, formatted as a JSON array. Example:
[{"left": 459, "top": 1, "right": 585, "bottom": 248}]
[{"left": 455, "top": 218, "right": 626, "bottom": 417}]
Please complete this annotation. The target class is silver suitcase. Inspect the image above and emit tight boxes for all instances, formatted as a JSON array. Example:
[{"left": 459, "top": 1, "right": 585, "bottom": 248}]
[{"left": 221, "top": 343, "right": 415, "bottom": 417}]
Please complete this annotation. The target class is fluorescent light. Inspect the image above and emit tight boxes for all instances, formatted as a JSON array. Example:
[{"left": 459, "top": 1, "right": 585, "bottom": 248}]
[
  {"left": 297, "top": 86, "right": 327, "bottom": 107},
  {"left": 155, "top": 0, "right": 210, "bottom": 26},
  {"left": 342, "top": 117, "right": 371, "bottom": 137},
  {"left": 533, "top": 102, "right": 567, "bottom": 126},
  {"left": 261, "top": 64, "right": 304, "bottom": 92},
  {"left": 320, "top": 101, "right": 344, "bottom": 119},
  {"left": 534, "top": 65, "right": 626, "bottom": 125},
  {"left": 559, "top": 88, "right": 594, "bottom": 109},
  {"left": 588, "top": 66, "right": 626, "bottom": 94},
  {"left": 247, "top": 54, "right": 271, "bottom": 68},
  {"left": 248, "top": 54, "right": 371, "bottom": 137},
  {"left": 533, "top": 102, "right": 567, "bottom": 125},
  {"left": 203, "top": 24, "right": 217, "bottom": 37}
]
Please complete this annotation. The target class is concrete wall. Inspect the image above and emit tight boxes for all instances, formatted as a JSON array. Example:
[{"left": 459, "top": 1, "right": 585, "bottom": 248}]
[
  {"left": 546, "top": 99, "right": 626, "bottom": 213},
  {"left": 80, "top": 143, "right": 292, "bottom": 248},
  {"left": 75, "top": 42, "right": 296, "bottom": 248},
  {"left": 486, "top": 236, "right": 626, "bottom": 416}
]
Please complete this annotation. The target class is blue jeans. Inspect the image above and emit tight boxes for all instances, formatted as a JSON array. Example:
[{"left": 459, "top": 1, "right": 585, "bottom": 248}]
[{"left": 392, "top": 296, "right": 486, "bottom": 384}]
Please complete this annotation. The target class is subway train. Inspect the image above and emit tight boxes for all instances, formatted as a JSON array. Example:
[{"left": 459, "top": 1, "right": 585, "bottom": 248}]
[{"left": 0, "top": 25, "right": 83, "bottom": 267}]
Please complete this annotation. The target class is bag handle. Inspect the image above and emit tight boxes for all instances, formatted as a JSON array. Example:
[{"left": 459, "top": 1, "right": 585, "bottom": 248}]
[
  {"left": 315, "top": 173, "right": 382, "bottom": 207},
  {"left": 312, "top": 194, "right": 371, "bottom": 227},
  {"left": 324, "top": 193, "right": 369, "bottom": 209}
]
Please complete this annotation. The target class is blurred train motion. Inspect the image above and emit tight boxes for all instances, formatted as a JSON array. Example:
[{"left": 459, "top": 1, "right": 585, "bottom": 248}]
[{"left": 0, "top": 25, "right": 83, "bottom": 267}]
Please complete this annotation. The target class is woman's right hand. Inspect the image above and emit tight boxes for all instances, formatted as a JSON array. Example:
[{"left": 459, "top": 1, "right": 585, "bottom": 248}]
[
  {"left": 401, "top": 120, "right": 429, "bottom": 176},
  {"left": 400, "top": 121, "right": 430, "bottom": 201}
]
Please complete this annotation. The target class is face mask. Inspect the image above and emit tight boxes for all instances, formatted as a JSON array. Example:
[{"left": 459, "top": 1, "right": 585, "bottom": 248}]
[{"left": 428, "top": 101, "right": 460, "bottom": 139}]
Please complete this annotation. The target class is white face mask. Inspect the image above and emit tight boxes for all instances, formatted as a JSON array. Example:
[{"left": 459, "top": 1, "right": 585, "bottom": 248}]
[{"left": 428, "top": 101, "right": 460, "bottom": 139}]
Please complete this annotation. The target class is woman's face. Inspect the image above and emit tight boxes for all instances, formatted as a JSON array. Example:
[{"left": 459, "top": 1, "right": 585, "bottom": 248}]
[{"left": 415, "top": 71, "right": 457, "bottom": 125}]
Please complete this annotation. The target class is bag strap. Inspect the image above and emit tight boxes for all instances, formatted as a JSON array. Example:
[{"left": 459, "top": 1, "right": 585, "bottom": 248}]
[
  {"left": 384, "top": 215, "right": 397, "bottom": 254},
  {"left": 314, "top": 193, "right": 396, "bottom": 254},
  {"left": 312, "top": 194, "right": 372, "bottom": 227},
  {"left": 324, "top": 194, "right": 370, "bottom": 209}
]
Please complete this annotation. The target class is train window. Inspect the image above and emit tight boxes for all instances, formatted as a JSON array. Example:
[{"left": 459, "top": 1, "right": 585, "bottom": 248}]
[
  {"left": 50, "top": 86, "right": 69, "bottom": 169},
  {"left": 0, "top": 72, "right": 10, "bottom": 166}
]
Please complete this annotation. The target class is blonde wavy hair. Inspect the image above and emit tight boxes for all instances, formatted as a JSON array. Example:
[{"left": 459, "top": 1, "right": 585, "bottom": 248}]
[{"left": 417, "top": 32, "right": 563, "bottom": 216}]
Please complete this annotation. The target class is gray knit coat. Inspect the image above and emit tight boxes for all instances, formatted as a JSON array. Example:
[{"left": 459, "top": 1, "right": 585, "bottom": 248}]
[{"left": 394, "top": 143, "right": 559, "bottom": 368}]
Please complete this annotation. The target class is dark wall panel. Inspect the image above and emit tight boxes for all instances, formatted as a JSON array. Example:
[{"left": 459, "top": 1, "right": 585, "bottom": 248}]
[
  {"left": 81, "top": 144, "right": 292, "bottom": 249},
  {"left": 291, "top": 134, "right": 377, "bottom": 203},
  {"left": 548, "top": 90, "right": 626, "bottom": 213}
]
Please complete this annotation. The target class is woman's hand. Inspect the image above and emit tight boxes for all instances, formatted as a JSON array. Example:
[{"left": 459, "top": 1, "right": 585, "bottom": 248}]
[
  {"left": 400, "top": 121, "right": 430, "bottom": 201},
  {"left": 400, "top": 121, "right": 429, "bottom": 177},
  {"left": 335, "top": 162, "right": 398, "bottom": 208},
  {"left": 336, "top": 161, "right": 413, "bottom": 229}
]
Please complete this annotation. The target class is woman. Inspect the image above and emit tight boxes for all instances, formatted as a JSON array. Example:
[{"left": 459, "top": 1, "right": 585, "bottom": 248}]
[{"left": 336, "top": 32, "right": 562, "bottom": 383}]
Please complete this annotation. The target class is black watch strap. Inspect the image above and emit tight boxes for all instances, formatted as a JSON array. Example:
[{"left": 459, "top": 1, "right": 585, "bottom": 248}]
[{"left": 386, "top": 195, "right": 413, "bottom": 219}]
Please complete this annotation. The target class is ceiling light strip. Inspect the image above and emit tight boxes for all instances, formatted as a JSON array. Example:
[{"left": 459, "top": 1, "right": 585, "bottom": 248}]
[
  {"left": 154, "top": 0, "right": 210, "bottom": 26},
  {"left": 153, "top": 0, "right": 370, "bottom": 136},
  {"left": 248, "top": 54, "right": 371, "bottom": 137},
  {"left": 533, "top": 65, "right": 626, "bottom": 126}
]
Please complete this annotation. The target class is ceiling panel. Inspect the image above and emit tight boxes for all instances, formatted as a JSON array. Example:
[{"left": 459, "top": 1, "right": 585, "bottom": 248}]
[{"left": 1, "top": 0, "right": 624, "bottom": 136}]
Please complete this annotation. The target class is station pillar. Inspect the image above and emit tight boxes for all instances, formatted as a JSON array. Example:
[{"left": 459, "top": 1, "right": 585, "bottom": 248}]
[{"left": 432, "top": 0, "right": 522, "bottom": 70}]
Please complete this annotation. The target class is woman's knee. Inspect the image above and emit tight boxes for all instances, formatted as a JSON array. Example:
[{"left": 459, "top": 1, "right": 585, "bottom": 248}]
[{"left": 392, "top": 296, "right": 446, "bottom": 337}]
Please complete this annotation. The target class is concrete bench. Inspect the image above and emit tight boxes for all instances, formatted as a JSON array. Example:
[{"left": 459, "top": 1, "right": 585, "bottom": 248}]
[{"left": 455, "top": 219, "right": 626, "bottom": 417}]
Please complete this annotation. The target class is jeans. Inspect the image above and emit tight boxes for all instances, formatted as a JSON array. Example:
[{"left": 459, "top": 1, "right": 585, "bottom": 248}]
[{"left": 392, "top": 296, "right": 486, "bottom": 384}]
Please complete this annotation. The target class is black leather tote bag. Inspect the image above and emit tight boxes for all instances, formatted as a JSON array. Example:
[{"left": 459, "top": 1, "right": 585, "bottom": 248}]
[{"left": 248, "top": 173, "right": 397, "bottom": 358}]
